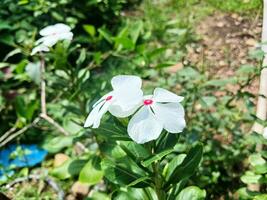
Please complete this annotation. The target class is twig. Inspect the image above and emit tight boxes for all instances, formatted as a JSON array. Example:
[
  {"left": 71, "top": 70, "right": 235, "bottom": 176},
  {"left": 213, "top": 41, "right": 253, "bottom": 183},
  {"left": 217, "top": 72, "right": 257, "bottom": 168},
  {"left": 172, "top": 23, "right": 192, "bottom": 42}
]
[
  {"left": 40, "top": 114, "right": 69, "bottom": 136},
  {"left": 0, "top": 122, "right": 18, "bottom": 143},
  {"left": 38, "top": 55, "right": 87, "bottom": 152},
  {"left": 40, "top": 55, "right": 47, "bottom": 115},
  {"left": 0, "top": 52, "right": 87, "bottom": 152},
  {"left": 0, "top": 118, "right": 40, "bottom": 148}
]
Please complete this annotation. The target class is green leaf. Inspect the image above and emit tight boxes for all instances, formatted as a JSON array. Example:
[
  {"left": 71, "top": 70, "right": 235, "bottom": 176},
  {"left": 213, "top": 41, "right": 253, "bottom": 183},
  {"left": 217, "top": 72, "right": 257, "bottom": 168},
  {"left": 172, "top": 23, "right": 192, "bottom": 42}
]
[
  {"left": 119, "top": 141, "right": 150, "bottom": 161},
  {"left": 79, "top": 156, "right": 103, "bottom": 185},
  {"left": 86, "top": 191, "right": 110, "bottom": 200},
  {"left": 76, "top": 48, "right": 87, "bottom": 65},
  {"left": 249, "top": 154, "right": 266, "bottom": 166},
  {"left": 201, "top": 96, "right": 217, "bottom": 107},
  {"left": 25, "top": 62, "right": 41, "bottom": 84},
  {"left": 95, "top": 123, "right": 130, "bottom": 141},
  {"left": 42, "top": 136, "right": 74, "bottom": 153},
  {"left": 236, "top": 187, "right": 260, "bottom": 200},
  {"left": 254, "top": 194, "right": 267, "bottom": 200},
  {"left": 163, "top": 154, "right": 186, "bottom": 180},
  {"left": 249, "top": 154, "right": 267, "bottom": 174},
  {"left": 101, "top": 159, "right": 150, "bottom": 188},
  {"left": 205, "top": 78, "right": 237, "bottom": 87},
  {"left": 114, "top": 187, "right": 154, "bottom": 200},
  {"left": 236, "top": 64, "right": 255, "bottom": 75},
  {"left": 166, "top": 144, "right": 203, "bottom": 185},
  {"left": 98, "top": 28, "right": 113, "bottom": 44},
  {"left": 176, "top": 186, "right": 206, "bottom": 200},
  {"left": 241, "top": 171, "right": 263, "bottom": 184},
  {"left": 0, "top": 21, "right": 12, "bottom": 30},
  {"left": 141, "top": 149, "right": 174, "bottom": 167},
  {"left": 127, "top": 176, "right": 151, "bottom": 187},
  {"left": 51, "top": 159, "right": 87, "bottom": 180},
  {"left": 4, "top": 48, "right": 21, "bottom": 61},
  {"left": 83, "top": 24, "right": 96, "bottom": 37},
  {"left": 115, "top": 36, "right": 135, "bottom": 50},
  {"left": 100, "top": 142, "right": 126, "bottom": 159},
  {"left": 178, "top": 67, "right": 200, "bottom": 79},
  {"left": 129, "top": 20, "right": 143, "bottom": 44}
]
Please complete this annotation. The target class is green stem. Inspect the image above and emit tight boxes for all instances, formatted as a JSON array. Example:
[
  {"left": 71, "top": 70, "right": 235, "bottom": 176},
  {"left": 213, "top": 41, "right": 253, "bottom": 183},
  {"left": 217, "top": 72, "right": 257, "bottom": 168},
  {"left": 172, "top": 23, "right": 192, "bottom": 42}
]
[{"left": 151, "top": 141, "right": 167, "bottom": 200}]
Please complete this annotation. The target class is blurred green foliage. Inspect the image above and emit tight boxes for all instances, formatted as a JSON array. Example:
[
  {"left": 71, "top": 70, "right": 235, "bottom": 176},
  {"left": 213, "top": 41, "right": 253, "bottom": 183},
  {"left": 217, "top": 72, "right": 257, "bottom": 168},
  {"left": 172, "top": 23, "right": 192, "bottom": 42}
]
[{"left": 0, "top": 0, "right": 264, "bottom": 199}]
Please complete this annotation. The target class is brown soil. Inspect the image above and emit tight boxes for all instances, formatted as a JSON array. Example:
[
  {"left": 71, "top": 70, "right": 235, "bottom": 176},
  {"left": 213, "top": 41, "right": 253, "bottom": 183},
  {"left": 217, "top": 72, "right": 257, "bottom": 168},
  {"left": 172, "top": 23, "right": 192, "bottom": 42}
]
[
  {"left": 186, "top": 12, "right": 262, "bottom": 96},
  {"left": 188, "top": 12, "right": 261, "bottom": 74}
]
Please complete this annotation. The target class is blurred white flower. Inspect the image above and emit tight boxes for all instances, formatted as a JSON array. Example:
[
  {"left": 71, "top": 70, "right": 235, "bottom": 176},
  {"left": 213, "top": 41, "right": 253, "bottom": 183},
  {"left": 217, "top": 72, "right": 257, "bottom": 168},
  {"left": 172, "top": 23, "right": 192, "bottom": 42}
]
[
  {"left": 31, "top": 23, "right": 73, "bottom": 55},
  {"left": 30, "top": 45, "right": 49, "bottom": 56},
  {"left": 263, "top": 127, "right": 267, "bottom": 139},
  {"left": 84, "top": 75, "right": 143, "bottom": 128},
  {"left": 128, "top": 88, "right": 186, "bottom": 144}
]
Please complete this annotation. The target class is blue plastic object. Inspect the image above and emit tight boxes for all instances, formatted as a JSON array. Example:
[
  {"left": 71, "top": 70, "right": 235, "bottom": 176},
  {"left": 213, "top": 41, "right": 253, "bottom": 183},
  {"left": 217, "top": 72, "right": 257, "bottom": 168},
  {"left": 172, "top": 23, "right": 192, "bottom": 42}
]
[{"left": 0, "top": 144, "right": 47, "bottom": 176}]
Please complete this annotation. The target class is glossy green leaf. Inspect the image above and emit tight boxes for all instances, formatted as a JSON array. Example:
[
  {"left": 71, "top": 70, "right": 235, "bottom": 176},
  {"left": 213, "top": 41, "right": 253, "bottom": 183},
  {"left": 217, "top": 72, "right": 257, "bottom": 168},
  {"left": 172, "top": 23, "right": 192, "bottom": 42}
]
[
  {"left": 42, "top": 136, "right": 74, "bottom": 153},
  {"left": 241, "top": 171, "right": 262, "bottom": 184},
  {"left": 119, "top": 141, "right": 150, "bottom": 161},
  {"left": 163, "top": 154, "right": 186, "bottom": 180},
  {"left": 101, "top": 159, "right": 150, "bottom": 188},
  {"left": 236, "top": 187, "right": 260, "bottom": 200},
  {"left": 51, "top": 159, "right": 87, "bottom": 180},
  {"left": 83, "top": 24, "right": 96, "bottom": 37},
  {"left": 166, "top": 144, "right": 203, "bottom": 185},
  {"left": 141, "top": 149, "right": 174, "bottom": 167},
  {"left": 79, "top": 156, "right": 103, "bottom": 185},
  {"left": 176, "top": 186, "right": 206, "bottom": 200}
]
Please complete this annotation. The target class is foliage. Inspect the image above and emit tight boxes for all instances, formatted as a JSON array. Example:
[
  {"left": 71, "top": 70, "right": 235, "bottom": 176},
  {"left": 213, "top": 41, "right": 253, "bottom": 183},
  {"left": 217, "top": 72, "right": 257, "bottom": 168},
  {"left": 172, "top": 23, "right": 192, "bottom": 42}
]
[{"left": 0, "top": 0, "right": 264, "bottom": 199}]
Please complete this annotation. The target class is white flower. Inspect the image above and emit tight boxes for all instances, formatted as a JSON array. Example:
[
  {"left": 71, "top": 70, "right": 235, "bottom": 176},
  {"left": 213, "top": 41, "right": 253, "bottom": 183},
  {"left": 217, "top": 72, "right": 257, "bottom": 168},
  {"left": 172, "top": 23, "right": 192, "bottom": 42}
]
[
  {"left": 31, "top": 45, "right": 49, "bottom": 56},
  {"left": 31, "top": 23, "right": 73, "bottom": 55},
  {"left": 127, "top": 88, "right": 186, "bottom": 144},
  {"left": 36, "top": 23, "right": 73, "bottom": 47},
  {"left": 84, "top": 75, "right": 143, "bottom": 128},
  {"left": 263, "top": 127, "right": 267, "bottom": 139}
]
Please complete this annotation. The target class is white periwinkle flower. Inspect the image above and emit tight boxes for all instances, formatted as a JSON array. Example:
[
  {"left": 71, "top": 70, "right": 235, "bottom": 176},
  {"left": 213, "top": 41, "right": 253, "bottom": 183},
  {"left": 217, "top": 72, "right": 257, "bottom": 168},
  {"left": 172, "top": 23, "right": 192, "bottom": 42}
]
[
  {"left": 31, "top": 23, "right": 73, "bottom": 55},
  {"left": 127, "top": 88, "right": 186, "bottom": 144},
  {"left": 84, "top": 75, "right": 143, "bottom": 128},
  {"left": 30, "top": 45, "right": 49, "bottom": 56}
]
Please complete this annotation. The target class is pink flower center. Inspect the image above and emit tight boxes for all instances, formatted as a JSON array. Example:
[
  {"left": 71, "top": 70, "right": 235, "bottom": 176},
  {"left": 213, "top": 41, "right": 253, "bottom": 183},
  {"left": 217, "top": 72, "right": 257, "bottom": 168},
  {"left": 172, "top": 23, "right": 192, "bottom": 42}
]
[
  {"left": 143, "top": 99, "right": 153, "bottom": 105},
  {"left": 106, "top": 95, "right": 113, "bottom": 101}
]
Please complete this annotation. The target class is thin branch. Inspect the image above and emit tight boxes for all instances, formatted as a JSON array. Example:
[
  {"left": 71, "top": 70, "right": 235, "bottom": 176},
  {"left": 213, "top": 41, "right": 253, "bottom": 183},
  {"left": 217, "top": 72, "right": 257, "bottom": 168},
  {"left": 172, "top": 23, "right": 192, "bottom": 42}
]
[
  {"left": 40, "top": 113, "right": 69, "bottom": 136},
  {"left": 40, "top": 54, "right": 47, "bottom": 115},
  {"left": 0, "top": 121, "right": 18, "bottom": 143},
  {"left": 0, "top": 118, "right": 40, "bottom": 148}
]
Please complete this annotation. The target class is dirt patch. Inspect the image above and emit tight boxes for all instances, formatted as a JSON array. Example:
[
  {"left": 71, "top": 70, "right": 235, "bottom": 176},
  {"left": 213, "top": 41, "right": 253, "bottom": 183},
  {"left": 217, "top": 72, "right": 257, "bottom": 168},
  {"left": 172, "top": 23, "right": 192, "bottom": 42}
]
[
  {"left": 188, "top": 12, "right": 261, "bottom": 73},
  {"left": 185, "top": 12, "right": 262, "bottom": 96}
]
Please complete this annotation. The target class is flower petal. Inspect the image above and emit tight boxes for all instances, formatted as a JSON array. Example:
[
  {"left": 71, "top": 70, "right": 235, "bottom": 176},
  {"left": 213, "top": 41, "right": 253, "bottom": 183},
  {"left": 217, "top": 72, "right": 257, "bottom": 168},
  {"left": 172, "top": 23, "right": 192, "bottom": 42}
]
[
  {"left": 127, "top": 106, "right": 163, "bottom": 144},
  {"left": 57, "top": 32, "right": 73, "bottom": 41},
  {"left": 31, "top": 45, "right": 49, "bottom": 55},
  {"left": 153, "top": 88, "right": 184, "bottom": 103},
  {"left": 40, "top": 23, "right": 71, "bottom": 36},
  {"left": 37, "top": 36, "right": 58, "bottom": 47},
  {"left": 152, "top": 102, "right": 185, "bottom": 133},
  {"left": 108, "top": 103, "right": 141, "bottom": 118},
  {"left": 112, "top": 86, "right": 143, "bottom": 111},
  {"left": 84, "top": 100, "right": 110, "bottom": 128},
  {"left": 111, "top": 75, "right": 142, "bottom": 90}
]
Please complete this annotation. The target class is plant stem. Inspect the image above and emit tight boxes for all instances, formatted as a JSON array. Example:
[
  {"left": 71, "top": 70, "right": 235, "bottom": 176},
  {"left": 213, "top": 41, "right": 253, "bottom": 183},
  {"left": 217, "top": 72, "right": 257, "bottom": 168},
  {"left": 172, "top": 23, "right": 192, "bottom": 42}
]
[
  {"left": 153, "top": 162, "right": 166, "bottom": 200},
  {"left": 40, "top": 54, "right": 47, "bottom": 115},
  {"left": 151, "top": 141, "right": 166, "bottom": 200}
]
